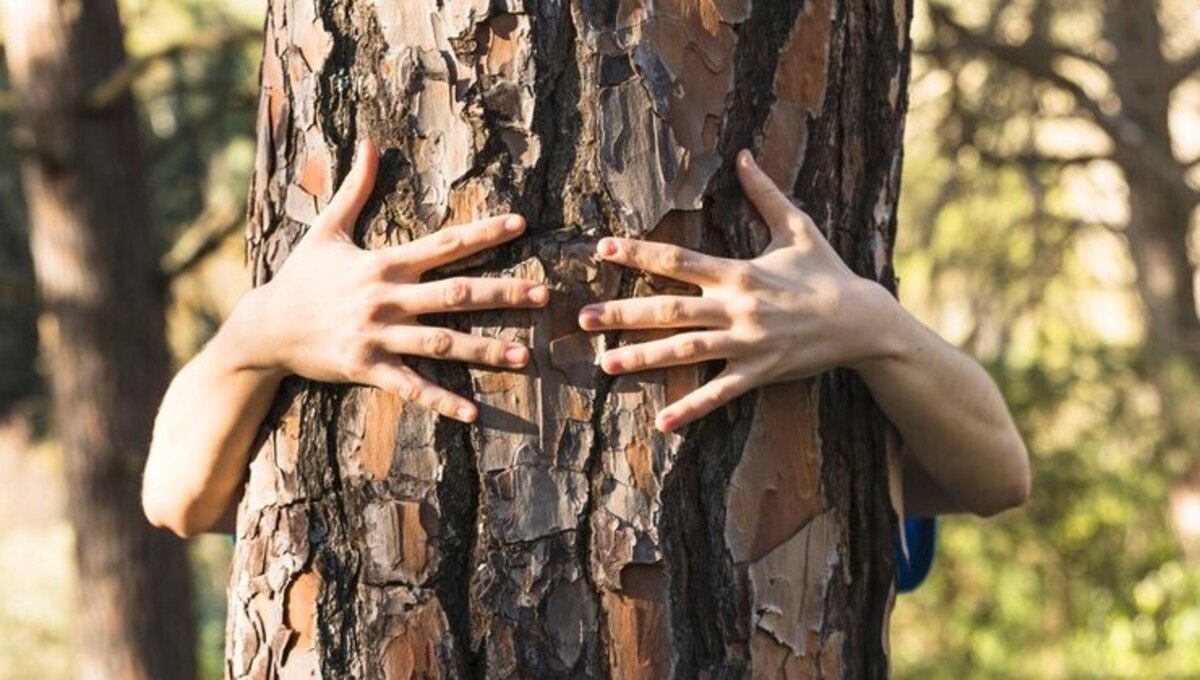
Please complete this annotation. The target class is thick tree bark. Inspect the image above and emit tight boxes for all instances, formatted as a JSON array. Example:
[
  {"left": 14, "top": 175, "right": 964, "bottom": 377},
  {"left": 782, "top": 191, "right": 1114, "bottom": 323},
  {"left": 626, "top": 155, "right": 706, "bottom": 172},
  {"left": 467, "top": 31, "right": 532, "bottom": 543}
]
[
  {"left": 2, "top": 1, "right": 196, "bottom": 678},
  {"left": 228, "top": 1, "right": 912, "bottom": 677}
]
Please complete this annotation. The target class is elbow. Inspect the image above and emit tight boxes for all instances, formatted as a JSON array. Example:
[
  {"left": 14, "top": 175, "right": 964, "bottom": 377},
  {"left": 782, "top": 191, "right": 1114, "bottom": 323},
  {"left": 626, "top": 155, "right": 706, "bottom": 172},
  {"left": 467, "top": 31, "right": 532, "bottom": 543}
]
[
  {"left": 141, "top": 483, "right": 205, "bottom": 539},
  {"left": 974, "top": 452, "right": 1032, "bottom": 518}
]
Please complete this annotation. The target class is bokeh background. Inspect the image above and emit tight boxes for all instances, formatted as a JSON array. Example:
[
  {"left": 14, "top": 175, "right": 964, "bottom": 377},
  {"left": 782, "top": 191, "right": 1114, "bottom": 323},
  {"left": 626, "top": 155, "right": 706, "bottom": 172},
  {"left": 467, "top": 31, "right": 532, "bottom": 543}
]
[{"left": 1, "top": 0, "right": 1199, "bottom": 677}]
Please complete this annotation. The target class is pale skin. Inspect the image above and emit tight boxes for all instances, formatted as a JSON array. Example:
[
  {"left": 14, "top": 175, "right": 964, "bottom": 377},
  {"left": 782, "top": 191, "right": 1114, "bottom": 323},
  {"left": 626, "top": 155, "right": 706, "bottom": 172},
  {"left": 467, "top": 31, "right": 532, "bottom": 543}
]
[{"left": 142, "top": 141, "right": 1030, "bottom": 538}]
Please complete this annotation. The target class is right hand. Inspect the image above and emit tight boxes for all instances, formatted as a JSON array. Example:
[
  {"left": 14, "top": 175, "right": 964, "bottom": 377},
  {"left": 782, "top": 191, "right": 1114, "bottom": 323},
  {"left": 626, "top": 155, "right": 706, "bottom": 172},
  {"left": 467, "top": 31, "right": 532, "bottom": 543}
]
[{"left": 234, "top": 139, "right": 547, "bottom": 423}]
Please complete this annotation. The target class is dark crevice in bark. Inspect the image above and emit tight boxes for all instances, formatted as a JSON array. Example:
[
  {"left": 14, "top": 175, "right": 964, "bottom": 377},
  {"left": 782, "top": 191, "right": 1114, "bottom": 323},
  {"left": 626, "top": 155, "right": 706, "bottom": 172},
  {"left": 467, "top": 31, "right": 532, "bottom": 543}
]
[
  {"left": 660, "top": 433, "right": 712, "bottom": 676},
  {"left": 438, "top": 404, "right": 484, "bottom": 677},
  {"left": 713, "top": 0, "right": 808, "bottom": 260},
  {"left": 580, "top": 366, "right": 615, "bottom": 676},
  {"left": 525, "top": 3, "right": 579, "bottom": 235},
  {"left": 701, "top": 396, "right": 758, "bottom": 671},
  {"left": 307, "top": 386, "right": 363, "bottom": 676}
]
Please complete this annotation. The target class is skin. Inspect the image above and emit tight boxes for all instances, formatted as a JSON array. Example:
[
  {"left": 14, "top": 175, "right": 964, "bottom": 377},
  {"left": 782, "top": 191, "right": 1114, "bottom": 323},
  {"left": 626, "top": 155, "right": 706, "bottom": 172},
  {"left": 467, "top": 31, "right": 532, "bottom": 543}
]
[{"left": 142, "top": 142, "right": 1030, "bottom": 538}]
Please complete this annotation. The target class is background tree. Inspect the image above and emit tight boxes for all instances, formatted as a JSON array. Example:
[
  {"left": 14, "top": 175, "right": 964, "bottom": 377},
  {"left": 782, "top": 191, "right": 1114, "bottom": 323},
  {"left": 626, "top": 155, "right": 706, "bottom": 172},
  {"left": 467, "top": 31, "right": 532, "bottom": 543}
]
[
  {"left": 922, "top": 0, "right": 1200, "bottom": 486},
  {"left": 892, "top": 0, "right": 1200, "bottom": 675},
  {"left": 1, "top": 1, "right": 196, "bottom": 676},
  {"left": 224, "top": 0, "right": 912, "bottom": 676}
]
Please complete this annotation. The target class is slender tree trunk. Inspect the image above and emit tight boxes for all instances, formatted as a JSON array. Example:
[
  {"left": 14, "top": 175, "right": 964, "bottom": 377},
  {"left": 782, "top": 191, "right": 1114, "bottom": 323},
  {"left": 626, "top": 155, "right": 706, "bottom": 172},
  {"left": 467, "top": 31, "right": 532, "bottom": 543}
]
[
  {"left": 1104, "top": 0, "right": 1200, "bottom": 355},
  {"left": 228, "top": 1, "right": 912, "bottom": 677},
  {"left": 2, "top": 1, "right": 196, "bottom": 678}
]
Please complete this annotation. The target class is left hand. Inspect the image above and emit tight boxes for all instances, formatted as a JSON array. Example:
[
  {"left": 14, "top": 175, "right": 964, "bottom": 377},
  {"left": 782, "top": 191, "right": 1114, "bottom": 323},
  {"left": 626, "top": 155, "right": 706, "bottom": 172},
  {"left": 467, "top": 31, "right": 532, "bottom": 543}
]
[{"left": 579, "top": 150, "right": 900, "bottom": 433}]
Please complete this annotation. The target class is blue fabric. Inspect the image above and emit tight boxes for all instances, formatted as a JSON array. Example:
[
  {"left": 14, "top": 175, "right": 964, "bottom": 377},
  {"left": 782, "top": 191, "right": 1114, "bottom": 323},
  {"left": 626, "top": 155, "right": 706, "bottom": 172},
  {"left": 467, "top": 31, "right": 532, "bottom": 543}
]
[{"left": 895, "top": 516, "right": 936, "bottom": 594}]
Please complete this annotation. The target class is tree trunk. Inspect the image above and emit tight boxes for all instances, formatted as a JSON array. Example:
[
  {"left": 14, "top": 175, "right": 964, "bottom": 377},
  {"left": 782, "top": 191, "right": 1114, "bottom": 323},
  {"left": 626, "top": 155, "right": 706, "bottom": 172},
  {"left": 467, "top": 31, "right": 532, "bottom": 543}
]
[
  {"left": 227, "top": 1, "right": 912, "bottom": 677},
  {"left": 2, "top": 1, "right": 196, "bottom": 678},
  {"left": 1103, "top": 0, "right": 1200, "bottom": 355}
]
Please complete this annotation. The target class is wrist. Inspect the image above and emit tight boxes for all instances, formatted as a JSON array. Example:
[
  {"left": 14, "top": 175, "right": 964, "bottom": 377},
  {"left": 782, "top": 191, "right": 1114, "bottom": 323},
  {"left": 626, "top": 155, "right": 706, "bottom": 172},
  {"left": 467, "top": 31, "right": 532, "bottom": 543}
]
[
  {"left": 844, "top": 280, "right": 915, "bottom": 377},
  {"left": 214, "top": 286, "right": 287, "bottom": 379}
]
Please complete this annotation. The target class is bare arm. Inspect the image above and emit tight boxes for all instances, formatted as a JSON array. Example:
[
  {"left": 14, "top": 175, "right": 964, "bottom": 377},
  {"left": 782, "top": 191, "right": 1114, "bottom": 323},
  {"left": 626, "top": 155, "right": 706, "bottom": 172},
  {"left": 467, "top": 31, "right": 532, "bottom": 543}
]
[
  {"left": 578, "top": 150, "right": 1030, "bottom": 518},
  {"left": 142, "top": 141, "right": 549, "bottom": 537}
]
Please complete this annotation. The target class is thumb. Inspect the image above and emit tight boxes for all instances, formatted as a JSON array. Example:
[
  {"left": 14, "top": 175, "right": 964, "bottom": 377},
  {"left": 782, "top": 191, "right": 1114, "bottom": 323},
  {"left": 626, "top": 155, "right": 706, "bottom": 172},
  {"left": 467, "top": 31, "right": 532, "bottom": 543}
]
[
  {"left": 313, "top": 138, "right": 379, "bottom": 241},
  {"left": 736, "top": 150, "right": 814, "bottom": 246}
]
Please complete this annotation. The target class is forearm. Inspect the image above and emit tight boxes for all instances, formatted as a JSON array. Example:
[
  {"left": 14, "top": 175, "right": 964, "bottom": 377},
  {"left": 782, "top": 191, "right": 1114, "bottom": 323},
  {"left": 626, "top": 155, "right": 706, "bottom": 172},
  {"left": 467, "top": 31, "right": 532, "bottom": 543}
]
[
  {"left": 854, "top": 292, "right": 1031, "bottom": 517},
  {"left": 142, "top": 292, "right": 281, "bottom": 537}
]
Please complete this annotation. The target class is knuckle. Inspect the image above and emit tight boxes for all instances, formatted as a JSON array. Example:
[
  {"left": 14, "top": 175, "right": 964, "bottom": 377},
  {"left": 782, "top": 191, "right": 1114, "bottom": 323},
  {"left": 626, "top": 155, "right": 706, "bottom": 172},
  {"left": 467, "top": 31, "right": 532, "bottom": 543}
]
[
  {"left": 443, "top": 278, "right": 471, "bottom": 307},
  {"left": 508, "top": 282, "right": 527, "bottom": 306},
  {"left": 362, "top": 283, "right": 390, "bottom": 317},
  {"left": 363, "top": 254, "right": 391, "bottom": 282},
  {"left": 661, "top": 246, "right": 686, "bottom": 273},
  {"left": 731, "top": 295, "right": 765, "bottom": 322},
  {"left": 482, "top": 341, "right": 504, "bottom": 366},
  {"left": 621, "top": 350, "right": 641, "bottom": 370},
  {"left": 658, "top": 299, "right": 684, "bottom": 325},
  {"left": 726, "top": 264, "right": 756, "bottom": 290},
  {"left": 429, "top": 392, "right": 450, "bottom": 414},
  {"left": 435, "top": 229, "right": 463, "bottom": 253},
  {"left": 423, "top": 329, "right": 454, "bottom": 357},
  {"left": 707, "top": 383, "right": 731, "bottom": 405},
  {"left": 675, "top": 337, "right": 702, "bottom": 360},
  {"left": 397, "top": 380, "right": 422, "bottom": 404}
]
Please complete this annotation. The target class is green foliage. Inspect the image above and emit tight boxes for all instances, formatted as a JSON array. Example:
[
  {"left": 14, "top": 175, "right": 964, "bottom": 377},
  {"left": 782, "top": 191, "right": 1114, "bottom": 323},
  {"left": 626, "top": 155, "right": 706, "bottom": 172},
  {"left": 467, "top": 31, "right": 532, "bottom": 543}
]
[{"left": 892, "top": 3, "right": 1200, "bottom": 675}]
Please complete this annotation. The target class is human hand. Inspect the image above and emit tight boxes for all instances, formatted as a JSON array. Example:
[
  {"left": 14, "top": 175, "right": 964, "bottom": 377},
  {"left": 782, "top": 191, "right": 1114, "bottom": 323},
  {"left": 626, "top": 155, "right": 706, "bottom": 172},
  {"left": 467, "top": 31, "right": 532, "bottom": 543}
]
[
  {"left": 578, "top": 150, "right": 899, "bottom": 433},
  {"left": 235, "top": 139, "right": 548, "bottom": 423}
]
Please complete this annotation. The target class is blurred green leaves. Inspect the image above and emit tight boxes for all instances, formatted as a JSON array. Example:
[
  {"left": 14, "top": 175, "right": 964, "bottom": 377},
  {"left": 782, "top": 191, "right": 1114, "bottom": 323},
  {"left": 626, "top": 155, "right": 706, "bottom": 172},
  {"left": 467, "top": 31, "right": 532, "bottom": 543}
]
[{"left": 894, "top": 1, "right": 1200, "bottom": 676}]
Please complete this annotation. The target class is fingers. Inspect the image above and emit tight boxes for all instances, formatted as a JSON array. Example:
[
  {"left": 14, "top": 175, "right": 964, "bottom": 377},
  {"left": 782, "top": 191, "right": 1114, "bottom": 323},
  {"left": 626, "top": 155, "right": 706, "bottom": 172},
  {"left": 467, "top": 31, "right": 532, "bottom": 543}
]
[
  {"left": 315, "top": 139, "right": 379, "bottom": 240},
  {"left": 578, "top": 296, "right": 730, "bottom": 331},
  {"left": 376, "top": 326, "right": 531, "bottom": 369},
  {"left": 599, "top": 331, "right": 735, "bottom": 375},
  {"left": 387, "top": 214, "right": 527, "bottom": 275},
  {"left": 366, "top": 361, "right": 478, "bottom": 423},
  {"left": 735, "top": 150, "right": 816, "bottom": 245},
  {"left": 595, "top": 237, "right": 729, "bottom": 287},
  {"left": 397, "top": 277, "right": 549, "bottom": 315},
  {"left": 656, "top": 366, "right": 754, "bottom": 433}
]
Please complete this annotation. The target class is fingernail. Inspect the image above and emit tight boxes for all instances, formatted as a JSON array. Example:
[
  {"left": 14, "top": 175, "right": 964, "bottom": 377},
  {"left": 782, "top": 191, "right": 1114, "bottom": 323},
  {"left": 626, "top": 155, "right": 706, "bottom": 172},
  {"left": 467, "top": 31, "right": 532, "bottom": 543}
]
[
  {"left": 504, "top": 216, "right": 524, "bottom": 233},
  {"left": 578, "top": 306, "right": 599, "bottom": 327},
  {"left": 602, "top": 354, "right": 621, "bottom": 373},
  {"left": 657, "top": 413, "right": 676, "bottom": 433},
  {"left": 739, "top": 150, "right": 754, "bottom": 168},
  {"left": 505, "top": 346, "right": 528, "bottom": 365},
  {"left": 598, "top": 238, "right": 618, "bottom": 257},
  {"left": 529, "top": 286, "right": 549, "bottom": 304},
  {"left": 457, "top": 406, "right": 476, "bottom": 422}
]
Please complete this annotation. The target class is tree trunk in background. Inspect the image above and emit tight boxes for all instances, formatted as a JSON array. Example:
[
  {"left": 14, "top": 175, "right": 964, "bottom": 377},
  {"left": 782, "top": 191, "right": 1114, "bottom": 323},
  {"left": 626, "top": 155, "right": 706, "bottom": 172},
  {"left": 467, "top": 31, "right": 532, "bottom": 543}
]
[
  {"left": 2, "top": 2, "right": 196, "bottom": 679},
  {"left": 1103, "top": 0, "right": 1200, "bottom": 355},
  {"left": 228, "top": 0, "right": 911, "bottom": 676}
]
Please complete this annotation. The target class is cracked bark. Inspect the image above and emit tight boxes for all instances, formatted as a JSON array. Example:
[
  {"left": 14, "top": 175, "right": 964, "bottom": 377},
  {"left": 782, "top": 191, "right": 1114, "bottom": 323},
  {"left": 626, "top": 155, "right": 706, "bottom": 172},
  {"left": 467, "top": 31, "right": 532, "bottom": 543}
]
[{"left": 228, "top": 1, "right": 913, "bottom": 677}]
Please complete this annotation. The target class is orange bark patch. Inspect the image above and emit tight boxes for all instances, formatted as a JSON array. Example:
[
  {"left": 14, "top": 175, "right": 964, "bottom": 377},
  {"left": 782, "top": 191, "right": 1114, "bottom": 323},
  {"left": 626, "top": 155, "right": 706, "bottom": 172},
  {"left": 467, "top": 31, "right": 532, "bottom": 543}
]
[
  {"left": 293, "top": 0, "right": 332, "bottom": 74},
  {"left": 445, "top": 179, "right": 492, "bottom": 225},
  {"left": 482, "top": 14, "right": 520, "bottom": 77},
  {"left": 284, "top": 570, "right": 320, "bottom": 652},
  {"left": 759, "top": 102, "right": 809, "bottom": 197},
  {"left": 360, "top": 389, "right": 404, "bottom": 481},
  {"left": 773, "top": 0, "right": 832, "bottom": 112},
  {"left": 725, "top": 381, "right": 823, "bottom": 564},
  {"left": 603, "top": 564, "right": 670, "bottom": 680},
  {"left": 748, "top": 510, "right": 842, "bottom": 672},
  {"left": 624, "top": 439, "right": 656, "bottom": 495},
  {"left": 297, "top": 148, "right": 331, "bottom": 202},
  {"left": 383, "top": 601, "right": 447, "bottom": 679},
  {"left": 262, "top": 22, "right": 285, "bottom": 135},
  {"left": 396, "top": 502, "right": 430, "bottom": 577}
]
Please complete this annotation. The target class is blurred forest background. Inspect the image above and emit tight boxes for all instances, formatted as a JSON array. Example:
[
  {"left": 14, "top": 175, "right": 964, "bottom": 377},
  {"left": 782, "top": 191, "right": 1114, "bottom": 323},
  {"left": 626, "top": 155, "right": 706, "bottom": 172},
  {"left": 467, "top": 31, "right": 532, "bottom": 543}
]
[{"left": 0, "top": 0, "right": 1198, "bottom": 677}]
